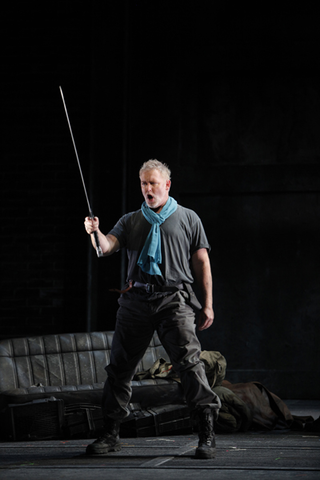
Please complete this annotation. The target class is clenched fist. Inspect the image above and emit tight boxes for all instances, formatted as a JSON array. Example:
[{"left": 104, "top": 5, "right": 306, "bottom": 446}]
[{"left": 84, "top": 216, "right": 99, "bottom": 235}]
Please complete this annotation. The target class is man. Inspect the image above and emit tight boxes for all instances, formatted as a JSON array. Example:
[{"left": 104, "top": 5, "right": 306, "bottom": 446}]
[{"left": 84, "top": 159, "right": 220, "bottom": 459}]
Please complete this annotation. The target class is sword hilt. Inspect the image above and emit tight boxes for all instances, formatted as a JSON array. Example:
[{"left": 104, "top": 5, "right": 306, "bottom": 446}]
[
  {"left": 93, "top": 231, "right": 103, "bottom": 258},
  {"left": 89, "top": 212, "right": 103, "bottom": 258}
]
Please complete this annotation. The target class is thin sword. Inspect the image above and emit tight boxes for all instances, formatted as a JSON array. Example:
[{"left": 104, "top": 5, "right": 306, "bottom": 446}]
[{"left": 59, "top": 86, "right": 103, "bottom": 257}]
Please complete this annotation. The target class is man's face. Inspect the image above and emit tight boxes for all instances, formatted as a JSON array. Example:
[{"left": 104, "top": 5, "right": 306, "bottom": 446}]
[{"left": 140, "top": 169, "right": 171, "bottom": 212}]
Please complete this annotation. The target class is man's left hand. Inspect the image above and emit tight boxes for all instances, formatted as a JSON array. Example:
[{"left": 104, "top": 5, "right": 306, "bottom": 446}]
[{"left": 198, "top": 306, "right": 214, "bottom": 331}]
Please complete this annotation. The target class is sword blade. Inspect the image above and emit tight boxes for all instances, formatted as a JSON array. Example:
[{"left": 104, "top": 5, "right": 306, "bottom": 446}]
[{"left": 59, "top": 86, "right": 103, "bottom": 257}]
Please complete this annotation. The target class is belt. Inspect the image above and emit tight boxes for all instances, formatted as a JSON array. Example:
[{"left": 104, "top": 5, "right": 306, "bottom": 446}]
[{"left": 133, "top": 282, "right": 184, "bottom": 294}]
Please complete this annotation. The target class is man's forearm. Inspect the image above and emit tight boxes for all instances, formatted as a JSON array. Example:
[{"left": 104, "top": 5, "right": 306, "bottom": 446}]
[
  {"left": 192, "top": 248, "right": 214, "bottom": 330},
  {"left": 199, "top": 264, "right": 213, "bottom": 309},
  {"left": 196, "top": 260, "right": 213, "bottom": 308},
  {"left": 192, "top": 248, "right": 213, "bottom": 308},
  {"left": 90, "top": 231, "right": 118, "bottom": 256}
]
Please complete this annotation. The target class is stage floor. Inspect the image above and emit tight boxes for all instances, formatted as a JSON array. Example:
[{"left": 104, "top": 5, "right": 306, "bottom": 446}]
[{"left": 0, "top": 400, "right": 319, "bottom": 480}]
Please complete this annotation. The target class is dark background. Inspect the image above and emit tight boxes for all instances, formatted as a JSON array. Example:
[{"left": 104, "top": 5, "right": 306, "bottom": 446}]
[{"left": 1, "top": 1, "right": 319, "bottom": 399}]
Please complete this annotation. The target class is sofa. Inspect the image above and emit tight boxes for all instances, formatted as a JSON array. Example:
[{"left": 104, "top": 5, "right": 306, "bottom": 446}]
[{"left": 0, "top": 331, "right": 186, "bottom": 440}]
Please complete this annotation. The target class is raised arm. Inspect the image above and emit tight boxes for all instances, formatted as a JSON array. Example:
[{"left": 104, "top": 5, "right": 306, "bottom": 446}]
[
  {"left": 191, "top": 248, "right": 214, "bottom": 331},
  {"left": 84, "top": 216, "right": 120, "bottom": 256}
]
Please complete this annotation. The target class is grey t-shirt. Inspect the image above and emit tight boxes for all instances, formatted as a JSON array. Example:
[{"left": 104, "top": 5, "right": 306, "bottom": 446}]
[{"left": 108, "top": 204, "right": 210, "bottom": 286}]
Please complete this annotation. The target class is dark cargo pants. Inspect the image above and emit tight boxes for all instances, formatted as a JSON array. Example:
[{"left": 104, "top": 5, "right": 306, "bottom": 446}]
[{"left": 102, "top": 288, "right": 221, "bottom": 420}]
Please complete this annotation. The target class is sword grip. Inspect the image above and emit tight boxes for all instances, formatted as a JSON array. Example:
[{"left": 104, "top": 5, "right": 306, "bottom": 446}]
[{"left": 92, "top": 230, "right": 103, "bottom": 258}]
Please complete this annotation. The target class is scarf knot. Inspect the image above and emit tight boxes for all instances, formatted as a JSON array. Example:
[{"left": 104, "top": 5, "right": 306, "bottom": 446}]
[{"left": 137, "top": 197, "right": 177, "bottom": 275}]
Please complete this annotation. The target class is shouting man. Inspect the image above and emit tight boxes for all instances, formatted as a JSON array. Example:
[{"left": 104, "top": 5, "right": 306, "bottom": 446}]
[{"left": 84, "top": 159, "right": 220, "bottom": 459}]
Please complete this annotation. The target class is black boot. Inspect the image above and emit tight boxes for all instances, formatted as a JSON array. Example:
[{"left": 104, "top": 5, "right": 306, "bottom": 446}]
[
  {"left": 194, "top": 407, "right": 216, "bottom": 459},
  {"left": 86, "top": 417, "right": 121, "bottom": 455}
]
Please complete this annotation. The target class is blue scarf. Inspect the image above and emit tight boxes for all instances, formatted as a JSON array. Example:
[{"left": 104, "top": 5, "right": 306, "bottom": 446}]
[{"left": 137, "top": 197, "right": 178, "bottom": 275}]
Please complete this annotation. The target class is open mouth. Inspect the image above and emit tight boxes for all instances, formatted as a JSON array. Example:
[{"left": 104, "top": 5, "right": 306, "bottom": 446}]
[{"left": 147, "top": 194, "right": 154, "bottom": 201}]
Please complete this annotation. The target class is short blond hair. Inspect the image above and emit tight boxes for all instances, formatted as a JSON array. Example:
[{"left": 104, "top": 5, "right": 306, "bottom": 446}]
[{"left": 139, "top": 159, "right": 171, "bottom": 181}]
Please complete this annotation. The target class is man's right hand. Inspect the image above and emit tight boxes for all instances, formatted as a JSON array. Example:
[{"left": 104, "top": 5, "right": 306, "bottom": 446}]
[{"left": 84, "top": 216, "right": 99, "bottom": 235}]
